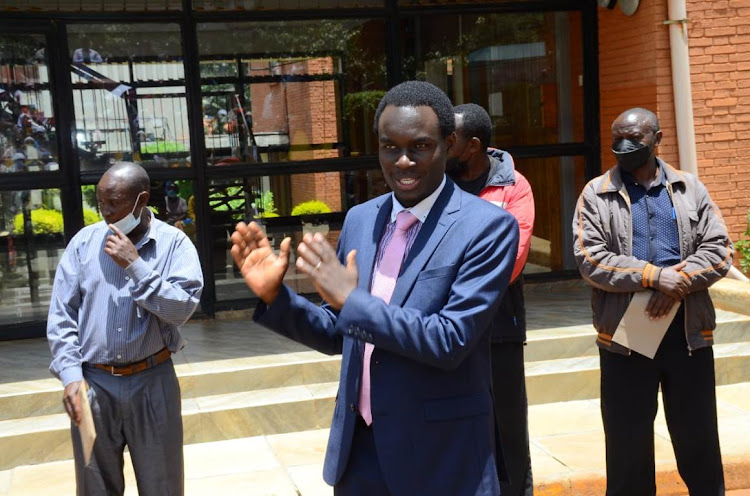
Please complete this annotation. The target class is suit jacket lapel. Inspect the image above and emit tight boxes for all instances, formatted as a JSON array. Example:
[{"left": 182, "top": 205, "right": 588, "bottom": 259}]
[
  {"left": 356, "top": 195, "right": 392, "bottom": 292},
  {"left": 389, "top": 180, "right": 460, "bottom": 306}
]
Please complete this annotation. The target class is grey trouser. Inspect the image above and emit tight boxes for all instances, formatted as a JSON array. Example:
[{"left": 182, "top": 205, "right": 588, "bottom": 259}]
[{"left": 72, "top": 359, "right": 183, "bottom": 496}]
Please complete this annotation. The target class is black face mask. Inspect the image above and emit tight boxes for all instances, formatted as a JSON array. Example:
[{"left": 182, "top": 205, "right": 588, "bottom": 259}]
[{"left": 612, "top": 138, "right": 652, "bottom": 173}]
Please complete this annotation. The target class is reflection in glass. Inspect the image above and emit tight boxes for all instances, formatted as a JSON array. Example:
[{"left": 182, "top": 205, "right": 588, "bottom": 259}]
[
  {"left": 198, "top": 19, "right": 386, "bottom": 166},
  {"left": 209, "top": 168, "right": 385, "bottom": 301},
  {"left": 67, "top": 24, "right": 190, "bottom": 172},
  {"left": 0, "top": 34, "right": 59, "bottom": 175},
  {"left": 193, "top": 0, "right": 382, "bottom": 10},
  {"left": 82, "top": 180, "right": 198, "bottom": 243},
  {"left": 402, "top": 12, "right": 584, "bottom": 147},
  {"left": 0, "top": 188, "right": 90, "bottom": 325},
  {"left": 516, "top": 156, "right": 586, "bottom": 274},
  {"left": 0, "top": 1, "right": 182, "bottom": 11}
]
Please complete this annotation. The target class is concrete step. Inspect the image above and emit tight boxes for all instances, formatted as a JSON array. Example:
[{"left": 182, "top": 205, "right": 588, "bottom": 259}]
[
  {"left": 2, "top": 383, "right": 748, "bottom": 496},
  {"left": 526, "top": 341, "right": 750, "bottom": 405},
  {"left": 0, "top": 381, "right": 338, "bottom": 471},
  {"left": 5, "top": 309, "right": 748, "bottom": 423},
  {"left": 2, "top": 339, "right": 749, "bottom": 470},
  {"left": 524, "top": 307, "right": 750, "bottom": 362},
  {"left": 0, "top": 351, "right": 341, "bottom": 421}
]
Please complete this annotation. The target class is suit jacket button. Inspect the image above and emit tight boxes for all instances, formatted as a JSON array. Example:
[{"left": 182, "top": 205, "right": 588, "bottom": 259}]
[{"left": 350, "top": 403, "right": 355, "bottom": 412}]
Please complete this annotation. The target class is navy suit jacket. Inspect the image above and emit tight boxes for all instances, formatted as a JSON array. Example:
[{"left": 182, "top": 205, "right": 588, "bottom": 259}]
[{"left": 255, "top": 179, "right": 519, "bottom": 495}]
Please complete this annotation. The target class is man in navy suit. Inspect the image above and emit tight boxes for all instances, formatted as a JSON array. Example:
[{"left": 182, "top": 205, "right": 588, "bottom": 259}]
[{"left": 231, "top": 81, "right": 519, "bottom": 495}]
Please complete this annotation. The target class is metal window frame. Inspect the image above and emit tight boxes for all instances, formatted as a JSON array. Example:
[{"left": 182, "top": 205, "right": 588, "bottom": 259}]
[{"left": 0, "top": 0, "right": 599, "bottom": 338}]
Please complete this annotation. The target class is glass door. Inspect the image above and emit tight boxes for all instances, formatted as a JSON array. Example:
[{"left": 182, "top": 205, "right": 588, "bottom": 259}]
[{"left": 0, "top": 24, "right": 68, "bottom": 327}]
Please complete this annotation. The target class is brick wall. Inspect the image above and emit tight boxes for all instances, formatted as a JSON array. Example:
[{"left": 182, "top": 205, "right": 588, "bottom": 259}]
[
  {"left": 598, "top": 1, "right": 749, "bottom": 249},
  {"left": 249, "top": 57, "right": 343, "bottom": 213},
  {"left": 685, "top": 0, "right": 750, "bottom": 244}
]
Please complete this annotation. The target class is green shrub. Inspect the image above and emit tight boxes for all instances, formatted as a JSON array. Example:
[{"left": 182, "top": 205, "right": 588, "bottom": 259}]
[
  {"left": 14, "top": 208, "right": 101, "bottom": 235},
  {"left": 83, "top": 209, "right": 101, "bottom": 226},
  {"left": 736, "top": 210, "right": 750, "bottom": 275},
  {"left": 343, "top": 90, "right": 386, "bottom": 119},
  {"left": 291, "top": 200, "right": 332, "bottom": 216},
  {"left": 255, "top": 190, "right": 277, "bottom": 216},
  {"left": 14, "top": 208, "right": 63, "bottom": 235},
  {"left": 139, "top": 141, "right": 188, "bottom": 154}
]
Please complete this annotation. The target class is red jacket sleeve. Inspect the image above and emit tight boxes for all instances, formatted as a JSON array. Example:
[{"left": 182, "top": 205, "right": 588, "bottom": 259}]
[{"left": 504, "top": 170, "right": 535, "bottom": 282}]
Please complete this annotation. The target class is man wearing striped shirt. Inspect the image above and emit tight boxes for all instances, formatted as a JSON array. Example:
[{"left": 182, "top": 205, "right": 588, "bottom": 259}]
[{"left": 47, "top": 162, "right": 203, "bottom": 496}]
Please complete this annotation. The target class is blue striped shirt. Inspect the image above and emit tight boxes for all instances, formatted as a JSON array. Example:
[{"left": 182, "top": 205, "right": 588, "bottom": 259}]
[{"left": 47, "top": 211, "right": 204, "bottom": 386}]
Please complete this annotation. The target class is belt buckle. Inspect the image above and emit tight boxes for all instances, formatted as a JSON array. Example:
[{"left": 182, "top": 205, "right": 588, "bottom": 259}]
[{"left": 110, "top": 365, "right": 124, "bottom": 377}]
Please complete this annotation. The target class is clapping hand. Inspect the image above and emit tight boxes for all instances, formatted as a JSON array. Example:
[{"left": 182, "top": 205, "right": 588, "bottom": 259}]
[
  {"left": 230, "top": 222, "right": 291, "bottom": 304},
  {"left": 296, "top": 232, "right": 358, "bottom": 311}
]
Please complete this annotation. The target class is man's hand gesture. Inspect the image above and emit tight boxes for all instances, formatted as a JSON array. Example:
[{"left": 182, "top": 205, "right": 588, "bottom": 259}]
[
  {"left": 656, "top": 261, "right": 691, "bottom": 301},
  {"left": 105, "top": 224, "right": 140, "bottom": 268},
  {"left": 646, "top": 261, "right": 691, "bottom": 320},
  {"left": 63, "top": 380, "right": 83, "bottom": 426},
  {"left": 230, "top": 222, "right": 291, "bottom": 304},
  {"left": 296, "top": 232, "right": 358, "bottom": 311}
]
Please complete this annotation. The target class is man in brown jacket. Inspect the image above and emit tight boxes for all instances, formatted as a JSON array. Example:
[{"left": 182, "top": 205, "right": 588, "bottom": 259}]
[{"left": 573, "top": 108, "right": 732, "bottom": 496}]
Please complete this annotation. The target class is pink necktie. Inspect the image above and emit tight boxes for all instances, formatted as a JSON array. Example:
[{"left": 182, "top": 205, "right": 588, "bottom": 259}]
[{"left": 359, "top": 210, "right": 418, "bottom": 425}]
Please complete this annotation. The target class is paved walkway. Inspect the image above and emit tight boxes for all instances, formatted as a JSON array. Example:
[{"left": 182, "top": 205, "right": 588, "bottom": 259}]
[
  {"left": 1, "top": 279, "right": 748, "bottom": 494},
  {"left": 2, "top": 382, "right": 749, "bottom": 495}
]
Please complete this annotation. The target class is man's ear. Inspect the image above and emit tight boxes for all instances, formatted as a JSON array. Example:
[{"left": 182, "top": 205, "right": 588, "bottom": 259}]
[
  {"left": 137, "top": 191, "right": 151, "bottom": 210},
  {"left": 654, "top": 130, "right": 663, "bottom": 147},
  {"left": 445, "top": 131, "right": 457, "bottom": 151},
  {"left": 468, "top": 137, "right": 482, "bottom": 155}
]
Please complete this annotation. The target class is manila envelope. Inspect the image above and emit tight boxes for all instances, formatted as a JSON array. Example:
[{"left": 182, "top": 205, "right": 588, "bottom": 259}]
[
  {"left": 611, "top": 290, "right": 681, "bottom": 359},
  {"left": 77, "top": 381, "right": 97, "bottom": 466}
]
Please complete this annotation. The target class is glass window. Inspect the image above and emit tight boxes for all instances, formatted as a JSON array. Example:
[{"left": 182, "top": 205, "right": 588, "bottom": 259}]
[
  {"left": 399, "top": 0, "right": 515, "bottom": 4},
  {"left": 0, "top": 1, "right": 182, "bottom": 11},
  {"left": 68, "top": 24, "right": 191, "bottom": 172},
  {"left": 515, "top": 155, "right": 586, "bottom": 274},
  {"left": 197, "top": 19, "right": 387, "bottom": 167},
  {"left": 0, "top": 34, "right": 59, "bottom": 174},
  {"left": 209, "top": 169, "right": 385, "bottom": 301},
  {"left": 193, "top": 0, "right": 382, "bottom": 10},
  {"left": 0, "top": 188, "right": 74, "bottom": 325},
  {"left": 401, "top": 11, "right": 585, "bottom": 147},
  {"left": 82, "top": 178, "right": 198, "bottom": 243}
]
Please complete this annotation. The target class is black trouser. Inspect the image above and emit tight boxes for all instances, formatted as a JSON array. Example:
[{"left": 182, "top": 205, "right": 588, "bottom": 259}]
[
  {"left": 491, "top": 342, "right": 533, "bottom": 496},
  {"left": 599, "top": 309, "right": 724, "bottom": 496},
  {"left": 334, "top": 416, "right": 390, "bottom": 495}
]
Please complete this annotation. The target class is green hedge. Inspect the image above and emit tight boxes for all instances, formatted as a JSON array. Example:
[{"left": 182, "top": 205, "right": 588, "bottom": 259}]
[
  {"left": 14, "top": 208, "right": 101, "bottom": 235},
  {"left": 291, "top": 200, "right": 332, "bottom": 216},
  {"left": 736, "top": 210, "right": 750, "bottom": 275}
]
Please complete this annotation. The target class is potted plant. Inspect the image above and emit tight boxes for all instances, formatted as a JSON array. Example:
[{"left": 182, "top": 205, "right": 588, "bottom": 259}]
[{"left": 291, "top": 200, "right": 332, "bottom": 236}]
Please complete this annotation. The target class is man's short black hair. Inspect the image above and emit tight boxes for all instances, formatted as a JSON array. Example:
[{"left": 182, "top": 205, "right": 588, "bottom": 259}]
[
  {"left": 454, "top": 103, "right": 492, "bottom": 152},
  {"left": 373, "top": 81, "right": 455, "bottom": 139}
]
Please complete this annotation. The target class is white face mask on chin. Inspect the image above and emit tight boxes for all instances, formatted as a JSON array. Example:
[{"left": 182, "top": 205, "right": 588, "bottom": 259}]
[{"left": 111, "top": 191, "right": 145, "bottom": 235}]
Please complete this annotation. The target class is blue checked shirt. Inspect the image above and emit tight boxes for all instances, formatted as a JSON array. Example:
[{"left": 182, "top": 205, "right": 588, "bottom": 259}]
[{"left": 47, "top": 211, "right": 204, "bottom": 386}]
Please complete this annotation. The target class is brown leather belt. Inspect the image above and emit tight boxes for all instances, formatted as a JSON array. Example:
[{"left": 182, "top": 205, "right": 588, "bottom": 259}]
[{"left": 91, "top": 348, "right": 171, "bottom": 377}]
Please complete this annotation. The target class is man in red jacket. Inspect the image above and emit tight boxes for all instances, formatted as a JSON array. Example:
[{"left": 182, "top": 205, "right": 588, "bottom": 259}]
[{"left": 447, "top": 103, "right": 536, "bottom": 496}]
